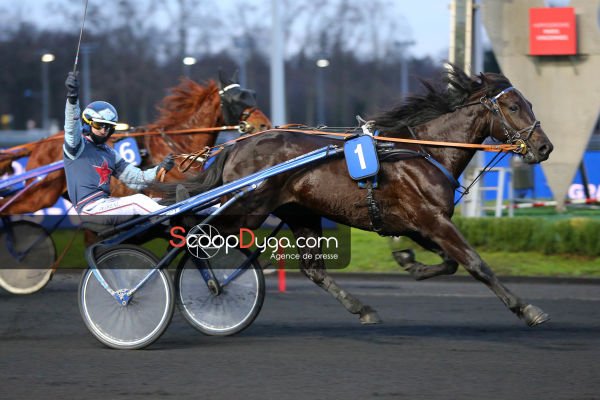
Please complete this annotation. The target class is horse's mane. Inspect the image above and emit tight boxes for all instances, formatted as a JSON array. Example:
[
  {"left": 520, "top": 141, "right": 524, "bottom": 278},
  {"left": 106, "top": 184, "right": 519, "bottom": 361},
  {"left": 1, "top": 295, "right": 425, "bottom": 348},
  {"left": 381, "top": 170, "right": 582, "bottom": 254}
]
[
  {"left": 373, "top": 65, "right": 512, "bottom": 130},
  {"left": 146, "top": 78, "right": 220, "bottom": 131}
]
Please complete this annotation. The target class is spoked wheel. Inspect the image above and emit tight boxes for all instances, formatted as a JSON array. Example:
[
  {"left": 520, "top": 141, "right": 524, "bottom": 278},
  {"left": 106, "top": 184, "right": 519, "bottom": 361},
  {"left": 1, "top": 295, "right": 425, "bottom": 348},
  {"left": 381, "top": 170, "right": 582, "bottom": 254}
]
[
  {"left": 78, "top": 245, "right": 174, "bottom": 350},
  {"left": 0, "top": 221, "right": 56, "bottom": 295},
  {"left": 176, "top": 248, "right": 265, "bottom": 336}
]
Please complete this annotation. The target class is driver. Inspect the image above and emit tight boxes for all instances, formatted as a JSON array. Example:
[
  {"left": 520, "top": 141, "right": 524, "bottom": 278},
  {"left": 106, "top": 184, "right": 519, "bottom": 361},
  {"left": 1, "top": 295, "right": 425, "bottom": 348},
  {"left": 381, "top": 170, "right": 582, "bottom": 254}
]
[{"left": 63, "top": 71, "right": 175, "bottom": 225}]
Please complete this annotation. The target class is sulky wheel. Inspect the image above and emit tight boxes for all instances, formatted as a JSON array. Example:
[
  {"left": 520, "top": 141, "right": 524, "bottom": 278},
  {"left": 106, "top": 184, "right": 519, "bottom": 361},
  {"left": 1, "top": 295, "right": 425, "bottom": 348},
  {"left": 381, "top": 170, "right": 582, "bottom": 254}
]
[
  {"left": 176, "top": 248, "right": 265, "bottom": 336},
  {"left": 0, "top": 221, "right": 56, "bottom": 295},
  {"left": 78, "top": 245, "right": 174, "bottom": 350}
]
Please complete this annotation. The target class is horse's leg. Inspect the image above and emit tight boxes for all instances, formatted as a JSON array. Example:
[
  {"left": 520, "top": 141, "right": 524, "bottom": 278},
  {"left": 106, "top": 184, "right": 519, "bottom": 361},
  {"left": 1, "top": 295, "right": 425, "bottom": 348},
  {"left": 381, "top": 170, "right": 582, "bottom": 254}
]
[
  {"left": 393, "top": 233, "right": 458, "bottom": 281},
  {"left": 284, "top": 214, "right": 381, "bottom": 324},
  {"left": 423, "top": 215, "right": 549, "bottom": 326}
]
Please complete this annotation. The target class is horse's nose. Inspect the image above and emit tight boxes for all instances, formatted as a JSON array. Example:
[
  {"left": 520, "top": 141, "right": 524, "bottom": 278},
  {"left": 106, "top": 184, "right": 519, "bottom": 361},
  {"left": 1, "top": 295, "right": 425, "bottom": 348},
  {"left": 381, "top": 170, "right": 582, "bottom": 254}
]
[{"left": 538, "top": 142, "right": 553, "bottom": 160}]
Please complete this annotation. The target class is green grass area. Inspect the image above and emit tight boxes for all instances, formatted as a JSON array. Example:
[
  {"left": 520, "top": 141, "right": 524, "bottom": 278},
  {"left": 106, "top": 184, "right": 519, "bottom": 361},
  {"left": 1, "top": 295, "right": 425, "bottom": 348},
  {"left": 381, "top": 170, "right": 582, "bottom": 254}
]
[
  {"left": 484, "top": 203, "right": 600, "bottom": 219},
  {"left": 349, "top": 229, "right": 600, "bottom": 277},
  {"left": 51, "top": 226, "right": 600, "bottom": 277}
]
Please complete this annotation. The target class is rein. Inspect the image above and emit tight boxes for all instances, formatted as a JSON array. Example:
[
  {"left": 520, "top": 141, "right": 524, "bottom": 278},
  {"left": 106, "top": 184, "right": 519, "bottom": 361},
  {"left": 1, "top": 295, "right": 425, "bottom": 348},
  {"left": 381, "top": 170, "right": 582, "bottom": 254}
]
[
  {"left": 115, "top": 125, "right": 240, "bottom": 138},
  {"left": 177, "top": 125, "right": 523, "bottom": 190},
  {"left": 453, "top": 151, "right": 509, "bottom": 205},
  {"left": 274, "top": 129, "right": 522, "bottom": 152},
  {"left": 0, "top": 125, "right": 241, "bottom": 156},
  {"left": 206, "top": 127, "right": 523, "bottom": 155},
  {"left": 208, "top": 87, "right": 536, "bottom": 156}
]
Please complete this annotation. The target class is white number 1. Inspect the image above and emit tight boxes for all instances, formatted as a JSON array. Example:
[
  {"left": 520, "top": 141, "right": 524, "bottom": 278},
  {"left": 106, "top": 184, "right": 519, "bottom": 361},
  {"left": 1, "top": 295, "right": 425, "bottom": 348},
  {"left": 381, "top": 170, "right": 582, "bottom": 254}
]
[{"left": 354, "top": 143, "right": 367, "bottom": 170}]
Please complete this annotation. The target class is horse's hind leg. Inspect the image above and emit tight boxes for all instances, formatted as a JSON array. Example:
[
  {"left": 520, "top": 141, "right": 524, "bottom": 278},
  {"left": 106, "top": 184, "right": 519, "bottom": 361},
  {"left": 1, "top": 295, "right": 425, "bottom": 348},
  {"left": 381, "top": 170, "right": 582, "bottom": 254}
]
[
  {"left": 423, "top": 215, "right": 549, "bottom": 327},
  {"left": 393, "top": 233, "right": 458, "bottom": 280},
  {"left": 283, "top": 214, "right": 381, "bottom": 325}
]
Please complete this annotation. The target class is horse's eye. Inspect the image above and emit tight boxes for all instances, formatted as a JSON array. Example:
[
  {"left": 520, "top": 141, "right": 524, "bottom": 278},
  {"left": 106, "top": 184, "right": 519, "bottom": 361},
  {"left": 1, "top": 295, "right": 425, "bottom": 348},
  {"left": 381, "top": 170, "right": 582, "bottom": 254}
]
[{"left": 509, "top": 104, "right": 519, "bottom": 112}]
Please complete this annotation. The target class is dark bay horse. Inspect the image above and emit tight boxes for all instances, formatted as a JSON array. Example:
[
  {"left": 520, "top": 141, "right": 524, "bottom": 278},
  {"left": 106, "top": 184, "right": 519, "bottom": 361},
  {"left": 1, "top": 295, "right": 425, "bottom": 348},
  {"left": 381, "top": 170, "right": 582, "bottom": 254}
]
[
  {"left": 0, "top": 72, "right": 271, "bottom": 214},
  {"left": 167, "top": 65, "right": 553, "bottom": 327}
]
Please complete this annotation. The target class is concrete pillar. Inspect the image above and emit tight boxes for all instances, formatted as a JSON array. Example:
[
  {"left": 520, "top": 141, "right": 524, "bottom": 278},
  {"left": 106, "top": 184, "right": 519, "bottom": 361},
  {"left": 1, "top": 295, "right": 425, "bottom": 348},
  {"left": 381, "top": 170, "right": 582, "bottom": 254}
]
[
  {"left": 452, "top": 0, "right": 486, "bottom": 217},
  {"left": 482, "top": 0, "right": 600, "bottom": 210}
]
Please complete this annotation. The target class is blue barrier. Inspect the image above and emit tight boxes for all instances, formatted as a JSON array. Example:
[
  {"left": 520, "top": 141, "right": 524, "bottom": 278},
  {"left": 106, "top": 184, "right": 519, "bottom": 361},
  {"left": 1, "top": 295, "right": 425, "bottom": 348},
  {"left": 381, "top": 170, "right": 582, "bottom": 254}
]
[{"left": 474, "top": 151, "right": 600, "bottom": 201}]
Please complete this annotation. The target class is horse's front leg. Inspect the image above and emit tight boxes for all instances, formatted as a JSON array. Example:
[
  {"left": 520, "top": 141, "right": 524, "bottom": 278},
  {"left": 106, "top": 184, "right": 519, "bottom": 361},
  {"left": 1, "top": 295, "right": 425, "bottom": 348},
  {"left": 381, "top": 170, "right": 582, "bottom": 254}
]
[
  {"left": 392, "top": 233, "right": 459, "bottom": 280},
  {"left": 424, "top": 216, "right": 549, "bottom": 327},
  {"left": 284, "top": 215, "right": 381, "bottom": 324}
]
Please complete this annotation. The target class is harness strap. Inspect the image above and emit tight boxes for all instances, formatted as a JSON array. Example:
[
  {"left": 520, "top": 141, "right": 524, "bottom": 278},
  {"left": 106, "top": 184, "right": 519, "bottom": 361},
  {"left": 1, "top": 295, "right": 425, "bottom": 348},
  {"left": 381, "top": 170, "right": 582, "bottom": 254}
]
[
  {"left": 360, "top": 145, "right": 458, "bottom": 232},
  {"left": 375, "top": 147, "right": 459, "bottom": 188},
  {"left": 177, "top": 147, "right": 212, "bottom": 173},
  {"left": 423, "top": 154, "right": 460, "bottom": 188},
  {"left": 365, "top": 180, "right": 384, "bottom": 234}
]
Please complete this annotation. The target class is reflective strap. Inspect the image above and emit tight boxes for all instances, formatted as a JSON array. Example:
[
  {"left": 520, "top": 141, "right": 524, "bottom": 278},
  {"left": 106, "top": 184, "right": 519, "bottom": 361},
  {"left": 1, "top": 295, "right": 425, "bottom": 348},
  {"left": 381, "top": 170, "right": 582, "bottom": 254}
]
[
  {"left": 492, "top": 86, "right": 515, "bottom": 102},
  {"left": 218, "top": 84, "right": 240, "bottom": 95}
]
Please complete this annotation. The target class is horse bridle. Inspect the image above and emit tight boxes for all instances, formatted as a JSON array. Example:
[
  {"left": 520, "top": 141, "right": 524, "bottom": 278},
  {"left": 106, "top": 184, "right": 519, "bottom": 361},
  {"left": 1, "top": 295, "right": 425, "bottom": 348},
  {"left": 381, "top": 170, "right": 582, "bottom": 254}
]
[
  {"left": 479, "top": 86, "right": 540, "bottom": 155},
  {"left": 219, "top": 83, "right": 259, "bottom": 134}
]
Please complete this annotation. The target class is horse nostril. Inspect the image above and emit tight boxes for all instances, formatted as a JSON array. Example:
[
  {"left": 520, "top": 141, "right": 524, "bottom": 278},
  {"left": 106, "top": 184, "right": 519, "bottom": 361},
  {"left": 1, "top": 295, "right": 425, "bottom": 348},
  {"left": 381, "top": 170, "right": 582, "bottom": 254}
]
[{"left": 538, "top": 144, "right": 552, "bottom": 157}]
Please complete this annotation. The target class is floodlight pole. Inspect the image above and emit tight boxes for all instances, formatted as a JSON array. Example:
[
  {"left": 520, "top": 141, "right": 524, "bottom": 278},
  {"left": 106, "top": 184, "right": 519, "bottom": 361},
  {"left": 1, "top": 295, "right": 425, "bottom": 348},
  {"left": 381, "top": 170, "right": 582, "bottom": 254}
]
[{"left": 270, "top": 0, "right": 286, "bottom": 126}]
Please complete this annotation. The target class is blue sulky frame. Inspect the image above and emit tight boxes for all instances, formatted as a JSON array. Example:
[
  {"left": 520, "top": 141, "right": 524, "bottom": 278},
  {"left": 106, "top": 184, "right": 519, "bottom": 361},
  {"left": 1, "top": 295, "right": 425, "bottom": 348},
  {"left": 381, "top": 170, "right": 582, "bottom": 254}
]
[
  {"left": 0, "top": 160, "right": 65, "bottom": 212},
  {"left": 84, "top": 145, "right": 344, "bottom": 305}
]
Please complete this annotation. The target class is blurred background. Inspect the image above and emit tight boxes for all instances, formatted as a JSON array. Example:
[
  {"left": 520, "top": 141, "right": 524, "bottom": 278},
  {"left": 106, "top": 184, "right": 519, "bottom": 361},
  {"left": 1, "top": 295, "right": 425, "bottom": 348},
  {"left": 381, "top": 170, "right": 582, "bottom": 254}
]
[{"left": 0, "top": 0, "right": 501, "bottom": 132}]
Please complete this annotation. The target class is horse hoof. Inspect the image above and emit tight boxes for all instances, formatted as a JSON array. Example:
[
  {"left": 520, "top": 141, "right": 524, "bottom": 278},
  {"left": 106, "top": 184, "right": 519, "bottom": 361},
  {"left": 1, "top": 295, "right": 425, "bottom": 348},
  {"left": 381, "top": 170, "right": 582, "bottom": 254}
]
[
  {"left": 392, "top": 249, "right": 415, "bottom": 267},
  {"left": 522, "top": 304, "right": 550, "bottom": 327},
  {"left": 359, "top": 306, "right": 382, "bottom": 325}
]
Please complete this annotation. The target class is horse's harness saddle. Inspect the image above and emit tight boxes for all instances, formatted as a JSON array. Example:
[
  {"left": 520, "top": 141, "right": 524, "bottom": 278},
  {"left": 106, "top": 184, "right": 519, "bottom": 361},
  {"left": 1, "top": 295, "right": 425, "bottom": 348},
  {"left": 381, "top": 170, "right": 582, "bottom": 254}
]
[{"left": 341, "top": 119, "right": 459, "bottom": 234}]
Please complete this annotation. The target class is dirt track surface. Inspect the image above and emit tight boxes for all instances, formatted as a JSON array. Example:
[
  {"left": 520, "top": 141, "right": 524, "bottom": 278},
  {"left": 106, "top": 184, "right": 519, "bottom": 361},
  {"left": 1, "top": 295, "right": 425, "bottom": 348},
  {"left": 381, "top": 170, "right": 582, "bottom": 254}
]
[{"left": 1, "top": 272, "right": 599, "bottom": 400}]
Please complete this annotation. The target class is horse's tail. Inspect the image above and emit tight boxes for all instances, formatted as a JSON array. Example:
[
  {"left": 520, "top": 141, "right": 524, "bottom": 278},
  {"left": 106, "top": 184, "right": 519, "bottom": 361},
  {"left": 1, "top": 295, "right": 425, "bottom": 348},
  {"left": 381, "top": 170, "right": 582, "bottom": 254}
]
[
  {"left": 185, "top": 146, "right": 232, "bottom": 193},
  {"left": 153, "top": 145, "right": 232, "bottom": 202}
]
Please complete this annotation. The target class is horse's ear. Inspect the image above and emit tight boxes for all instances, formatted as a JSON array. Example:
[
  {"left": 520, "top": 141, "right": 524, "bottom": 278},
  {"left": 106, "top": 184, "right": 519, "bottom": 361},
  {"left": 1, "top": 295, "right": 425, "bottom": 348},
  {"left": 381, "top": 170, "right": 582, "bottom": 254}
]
[
  {"left": 218, "top": 69, "right": 228, "bottom": 89},
  {"left": 443, "top": 62, "right": 454, "bottom": 74},
  {"left": 231, "top": 69, "right": 239, "bottom": 84},
  {"left": 443, "top": 62, "right": 458, "bottom": 79},
  {"left": 445, "top": 62, "right": 476, "bottom": 87}
]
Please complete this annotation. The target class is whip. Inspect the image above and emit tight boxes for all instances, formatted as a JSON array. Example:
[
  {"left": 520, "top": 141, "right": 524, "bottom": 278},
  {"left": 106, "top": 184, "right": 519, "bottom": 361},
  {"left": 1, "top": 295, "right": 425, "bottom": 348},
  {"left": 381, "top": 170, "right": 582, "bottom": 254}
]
[{"left": 73, "top": 0, "right": 90, "bottom": 73}]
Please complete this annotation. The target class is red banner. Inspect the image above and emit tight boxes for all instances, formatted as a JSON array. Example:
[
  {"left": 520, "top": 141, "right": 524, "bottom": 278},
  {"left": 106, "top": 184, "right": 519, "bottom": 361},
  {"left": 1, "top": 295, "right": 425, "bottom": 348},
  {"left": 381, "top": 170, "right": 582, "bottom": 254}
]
[{"left": 529, "top": 7, "right": 577, "bottom": 56}]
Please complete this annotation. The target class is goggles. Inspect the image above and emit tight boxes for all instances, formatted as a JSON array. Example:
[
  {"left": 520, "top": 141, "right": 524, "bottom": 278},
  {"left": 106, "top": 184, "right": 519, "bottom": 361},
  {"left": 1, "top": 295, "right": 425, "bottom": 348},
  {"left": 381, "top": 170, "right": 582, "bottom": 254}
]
[{"left": 90, "top": 120, "right": 116, "bottom": 133}]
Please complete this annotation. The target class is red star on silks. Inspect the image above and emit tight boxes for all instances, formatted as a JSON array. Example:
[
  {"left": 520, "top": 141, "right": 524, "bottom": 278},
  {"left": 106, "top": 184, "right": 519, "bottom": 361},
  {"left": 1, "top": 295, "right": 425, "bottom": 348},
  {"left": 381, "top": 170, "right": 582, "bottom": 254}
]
[{"left": 93, "top": 159, "right": 112, "bottom": 185}]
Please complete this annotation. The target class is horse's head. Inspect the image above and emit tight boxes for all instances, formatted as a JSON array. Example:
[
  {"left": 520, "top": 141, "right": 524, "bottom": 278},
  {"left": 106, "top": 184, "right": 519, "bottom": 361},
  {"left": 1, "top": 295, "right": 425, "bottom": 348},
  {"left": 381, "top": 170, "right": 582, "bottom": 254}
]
[
  {"left": 218, "top": 70, "right": 271, "bottom": 134},
  {"left": 479, "top": 73, "right": 553, "bottom": 163}
]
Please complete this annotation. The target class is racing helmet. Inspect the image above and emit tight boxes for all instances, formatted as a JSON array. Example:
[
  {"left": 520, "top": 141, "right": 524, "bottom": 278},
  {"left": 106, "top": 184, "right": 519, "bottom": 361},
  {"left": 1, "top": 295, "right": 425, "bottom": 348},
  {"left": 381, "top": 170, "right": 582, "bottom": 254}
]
[{"left": 81, "top": 101, "right": 119, "bottom": 144}]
